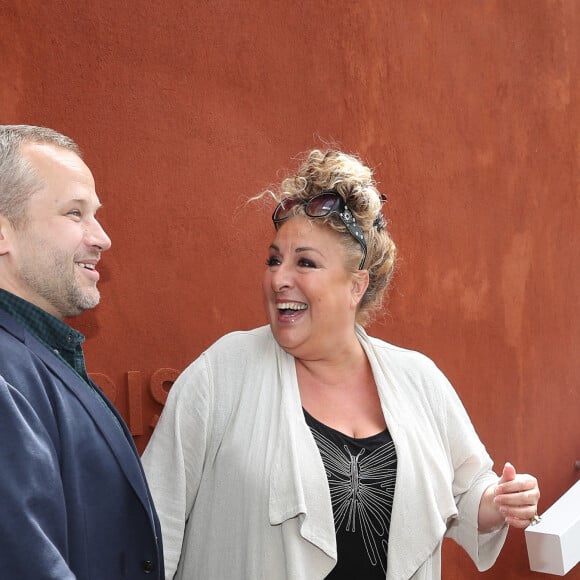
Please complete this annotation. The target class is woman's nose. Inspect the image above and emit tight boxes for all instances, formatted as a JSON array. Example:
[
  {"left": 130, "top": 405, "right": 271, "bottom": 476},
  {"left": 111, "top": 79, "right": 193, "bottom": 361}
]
[{"left": 271, "top": 264, "right": 292, "bottom": 292}]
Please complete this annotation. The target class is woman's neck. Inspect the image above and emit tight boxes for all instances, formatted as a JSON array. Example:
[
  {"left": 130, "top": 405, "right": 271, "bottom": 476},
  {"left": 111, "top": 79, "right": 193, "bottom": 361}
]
[{"left": 294, "top": 340, "right": 368, "bottom": 387}]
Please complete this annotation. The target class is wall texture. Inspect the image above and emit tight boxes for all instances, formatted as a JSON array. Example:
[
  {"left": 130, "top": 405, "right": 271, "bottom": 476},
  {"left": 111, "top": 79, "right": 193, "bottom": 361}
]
[{"left": 1, "top": 1, "right": 578, "bottom": 577}]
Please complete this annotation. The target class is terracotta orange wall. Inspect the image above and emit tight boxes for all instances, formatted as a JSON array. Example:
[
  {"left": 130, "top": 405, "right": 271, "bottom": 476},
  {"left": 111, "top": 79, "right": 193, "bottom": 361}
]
[{"left": 2, "top": 1, "right": 579, "bottom": 577}]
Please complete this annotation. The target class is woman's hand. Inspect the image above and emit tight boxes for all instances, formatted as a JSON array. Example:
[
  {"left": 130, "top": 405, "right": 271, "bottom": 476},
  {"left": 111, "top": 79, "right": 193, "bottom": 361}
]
[{"left": 478, "top": 462, "right": 540, "bottom": 531}]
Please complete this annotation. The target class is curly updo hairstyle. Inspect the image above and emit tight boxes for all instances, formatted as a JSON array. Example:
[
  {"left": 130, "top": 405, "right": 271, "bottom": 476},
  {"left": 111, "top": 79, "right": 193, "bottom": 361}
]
[{"left": 271, "top": 149, "right": 396, "bottom": 326}]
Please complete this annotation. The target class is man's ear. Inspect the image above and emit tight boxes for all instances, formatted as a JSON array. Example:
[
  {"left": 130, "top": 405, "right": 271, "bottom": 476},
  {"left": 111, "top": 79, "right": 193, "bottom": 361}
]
[
  {"left": 351, "top": 269, "right": 370, "bottom": 307},
  {"left": 0, "top": 215, "right": 14, "bottom": 256}
]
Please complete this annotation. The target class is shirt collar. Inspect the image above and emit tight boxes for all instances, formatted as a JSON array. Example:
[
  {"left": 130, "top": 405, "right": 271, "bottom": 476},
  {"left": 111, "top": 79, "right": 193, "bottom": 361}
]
[{"left": 0, "top": 288, "right": 85, "bottom": 352}]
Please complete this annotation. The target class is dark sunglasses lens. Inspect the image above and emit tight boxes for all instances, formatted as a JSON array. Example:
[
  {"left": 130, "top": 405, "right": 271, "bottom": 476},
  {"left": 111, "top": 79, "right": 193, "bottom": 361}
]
[
  {"left": 273, "top": 198, "right": 300, "bottom": 221},
  {"left": 306, "top": 193, "right": 341, "bottom": 217}
]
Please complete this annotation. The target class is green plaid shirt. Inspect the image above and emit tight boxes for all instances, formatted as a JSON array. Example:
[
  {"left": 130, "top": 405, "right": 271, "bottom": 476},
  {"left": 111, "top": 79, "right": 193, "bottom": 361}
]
[{"left": 0, "top": 288, "right": 91, "bottom": 385}]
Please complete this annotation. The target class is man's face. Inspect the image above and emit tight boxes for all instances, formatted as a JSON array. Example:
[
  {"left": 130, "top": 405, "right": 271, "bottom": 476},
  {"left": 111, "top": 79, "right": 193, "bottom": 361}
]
[{"left": 2, "top": 143, "right": 111, "bottom": 319}]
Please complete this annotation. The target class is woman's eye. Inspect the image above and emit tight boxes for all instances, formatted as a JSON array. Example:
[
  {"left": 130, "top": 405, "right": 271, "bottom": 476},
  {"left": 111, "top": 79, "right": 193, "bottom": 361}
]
[
  {"left": 68, "top": 209, "right": 82, "bottom": 218},
  {"left": 298, "top": 258, "right": 316, "bottom": 268},
  {"left": 266, "top": 256, "right": 281, "bottom": 267}
]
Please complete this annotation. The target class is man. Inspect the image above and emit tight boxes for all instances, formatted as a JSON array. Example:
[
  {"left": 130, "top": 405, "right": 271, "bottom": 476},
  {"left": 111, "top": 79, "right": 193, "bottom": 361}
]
[{"left": 0, "top": 125, "right": 164, "bottom": 578}]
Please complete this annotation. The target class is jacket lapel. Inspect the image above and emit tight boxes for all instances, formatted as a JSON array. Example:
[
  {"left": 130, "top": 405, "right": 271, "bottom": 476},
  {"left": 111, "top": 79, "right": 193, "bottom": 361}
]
[{"left": 20, "top": 327, "right": 154, "bottom": 518}]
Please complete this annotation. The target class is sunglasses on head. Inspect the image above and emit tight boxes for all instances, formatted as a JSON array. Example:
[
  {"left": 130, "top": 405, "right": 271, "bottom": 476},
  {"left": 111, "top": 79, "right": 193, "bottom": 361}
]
[{"left": 271, "top": 191, "right": 367, "bottom": 270}]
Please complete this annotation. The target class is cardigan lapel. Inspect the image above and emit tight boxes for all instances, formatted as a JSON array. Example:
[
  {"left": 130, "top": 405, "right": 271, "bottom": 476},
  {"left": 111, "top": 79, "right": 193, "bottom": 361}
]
[
  {"left": 268, "top": 344, "right": 337, "bottom": 563},
  {"left": 356, "top": 326, "right": 455, "bottom": 580}
]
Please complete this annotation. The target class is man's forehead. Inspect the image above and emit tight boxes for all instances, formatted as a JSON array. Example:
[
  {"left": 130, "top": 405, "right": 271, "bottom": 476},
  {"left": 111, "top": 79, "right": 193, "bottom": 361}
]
[
  {"left": 22, "top": 141, "right": 83, "bottom": 168},
  {"left": 23, "top": 142, "right": 95, "bottom": 188}
]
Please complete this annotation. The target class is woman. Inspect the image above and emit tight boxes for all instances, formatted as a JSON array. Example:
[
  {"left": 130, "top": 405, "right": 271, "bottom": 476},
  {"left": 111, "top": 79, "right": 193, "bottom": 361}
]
[{"left": 142, "top": 149, "right": 540, "bottom": 579}]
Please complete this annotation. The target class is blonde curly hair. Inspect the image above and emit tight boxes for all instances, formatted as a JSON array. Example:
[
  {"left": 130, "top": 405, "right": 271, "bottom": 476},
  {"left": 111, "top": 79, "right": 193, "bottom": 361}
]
[{"left": 267, "top": 149, "right": 396, "bottom": 326}]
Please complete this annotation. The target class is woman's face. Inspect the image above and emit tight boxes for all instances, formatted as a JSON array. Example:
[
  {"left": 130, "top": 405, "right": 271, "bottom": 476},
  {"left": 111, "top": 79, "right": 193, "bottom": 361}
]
[{"left": 262, "top": 215, "right": 368, "bottom": 361}]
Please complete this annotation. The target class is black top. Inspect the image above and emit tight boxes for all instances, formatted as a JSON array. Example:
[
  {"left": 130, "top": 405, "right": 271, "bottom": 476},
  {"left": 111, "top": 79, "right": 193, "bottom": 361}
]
[{"left": 304, "top": 409, "right": 397, "bottom": 579}]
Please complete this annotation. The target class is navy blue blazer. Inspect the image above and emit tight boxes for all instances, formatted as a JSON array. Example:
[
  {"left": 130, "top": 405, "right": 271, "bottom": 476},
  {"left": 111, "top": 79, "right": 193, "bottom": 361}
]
[{"left": 0, "top": 309, "right": 164, "bottom": 579}]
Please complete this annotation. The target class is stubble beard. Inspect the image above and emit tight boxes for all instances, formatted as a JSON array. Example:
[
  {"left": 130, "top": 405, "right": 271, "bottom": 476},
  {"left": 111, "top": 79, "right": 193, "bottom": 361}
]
[{"left": 18, "top": 252, "right": 101, "bottom": 319}]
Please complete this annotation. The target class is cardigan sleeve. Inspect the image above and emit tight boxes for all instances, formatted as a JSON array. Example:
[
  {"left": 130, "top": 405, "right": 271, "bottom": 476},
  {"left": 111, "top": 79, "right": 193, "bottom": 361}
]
[
  {"left": 436, "top": 370, "right": 508, "bottom": 570},
  {"left": 142, "top": 355, "right": 213, "bottom": 579}
]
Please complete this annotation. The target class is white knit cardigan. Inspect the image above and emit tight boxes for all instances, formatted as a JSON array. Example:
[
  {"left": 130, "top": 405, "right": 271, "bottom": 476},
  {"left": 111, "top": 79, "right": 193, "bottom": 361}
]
[{"left": 142, "top": 325, "right": 507, "bottom": 579}]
